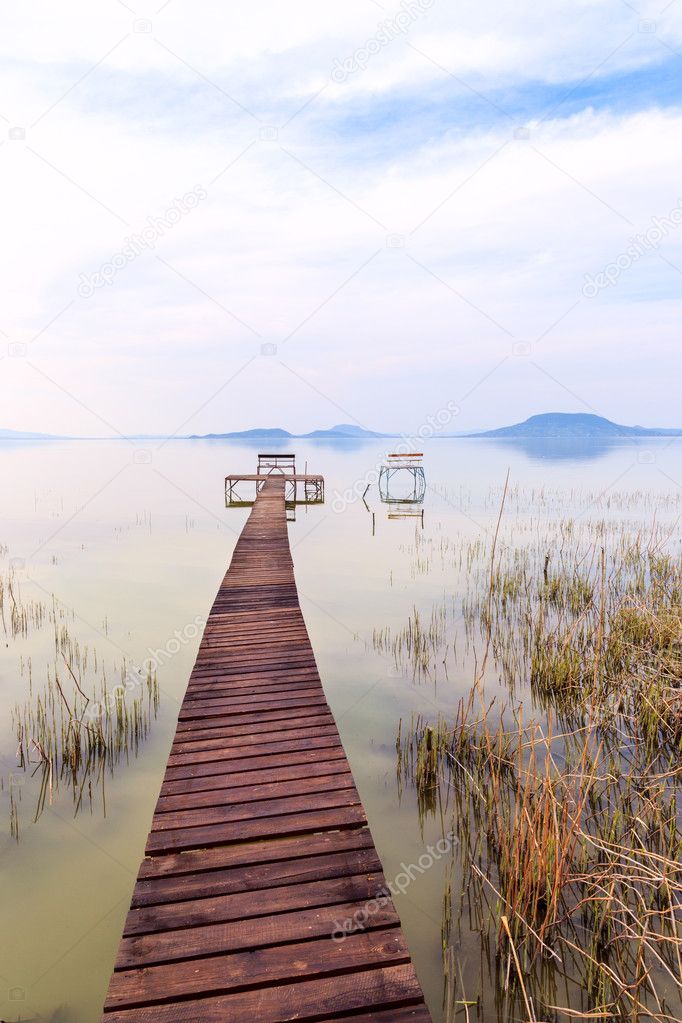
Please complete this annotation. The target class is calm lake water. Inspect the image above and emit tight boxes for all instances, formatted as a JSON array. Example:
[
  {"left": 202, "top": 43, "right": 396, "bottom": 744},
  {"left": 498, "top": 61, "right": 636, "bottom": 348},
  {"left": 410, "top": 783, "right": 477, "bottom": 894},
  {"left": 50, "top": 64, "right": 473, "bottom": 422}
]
[{"left": 1, "top": 436, "right": 680, "bottom": 1022}]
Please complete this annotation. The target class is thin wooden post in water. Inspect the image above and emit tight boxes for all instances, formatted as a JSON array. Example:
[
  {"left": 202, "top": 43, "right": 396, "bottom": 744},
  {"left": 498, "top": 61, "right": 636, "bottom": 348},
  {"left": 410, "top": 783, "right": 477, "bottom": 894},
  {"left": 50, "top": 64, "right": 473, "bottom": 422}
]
[{"left": 101, "top": 476, "right": 432, "bottom": 1022}]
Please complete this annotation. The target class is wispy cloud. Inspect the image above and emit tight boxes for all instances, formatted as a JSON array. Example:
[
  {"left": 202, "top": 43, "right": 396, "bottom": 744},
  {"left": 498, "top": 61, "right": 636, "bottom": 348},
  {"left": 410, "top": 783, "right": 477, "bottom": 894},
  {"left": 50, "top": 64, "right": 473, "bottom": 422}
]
[{"left": 1, "top": 0, "right": 681, "bottom": 435}]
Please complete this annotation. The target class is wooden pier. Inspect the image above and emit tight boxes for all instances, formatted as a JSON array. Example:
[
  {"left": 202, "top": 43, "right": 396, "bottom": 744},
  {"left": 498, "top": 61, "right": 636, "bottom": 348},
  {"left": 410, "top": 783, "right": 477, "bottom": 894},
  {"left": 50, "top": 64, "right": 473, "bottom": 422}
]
[{"left": 101, "top": 476, "right": 431, "bottom": 1022}]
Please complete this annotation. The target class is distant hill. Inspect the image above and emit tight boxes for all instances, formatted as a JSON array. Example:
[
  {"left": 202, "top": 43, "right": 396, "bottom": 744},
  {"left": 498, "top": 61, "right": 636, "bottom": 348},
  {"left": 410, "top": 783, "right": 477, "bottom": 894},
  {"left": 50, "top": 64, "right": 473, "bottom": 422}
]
[
  {"left": 303, "top": 423, "right": 387, "bottom": 439},
  {"left": 470, "top": 413, "right": 682, "bottom": 439},
  {"left": 192, "top": 424, "right": 389, "bottom": 440},
  {"left": 0, "top": 427, "right": 66, "bottom": 440},
  {"left": 194, "top": 427, "right": 293, "bottom": 440}
]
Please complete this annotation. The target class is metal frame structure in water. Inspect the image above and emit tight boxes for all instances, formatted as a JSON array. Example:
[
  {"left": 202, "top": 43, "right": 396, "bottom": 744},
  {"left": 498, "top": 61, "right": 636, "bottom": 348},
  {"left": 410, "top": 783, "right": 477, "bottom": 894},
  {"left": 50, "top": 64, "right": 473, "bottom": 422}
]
[{"left": 378, "top": 453, "right": 426, "bottom": 505}]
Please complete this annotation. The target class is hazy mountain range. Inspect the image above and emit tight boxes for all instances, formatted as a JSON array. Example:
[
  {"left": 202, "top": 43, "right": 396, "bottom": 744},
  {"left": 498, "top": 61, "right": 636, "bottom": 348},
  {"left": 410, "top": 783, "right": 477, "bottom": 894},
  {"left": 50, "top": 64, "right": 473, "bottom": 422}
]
[
  {"left": 191, "top": 424, "right": 389, "bottom": 440},
  {"left": 1, "top": 415, "right": 681, "bottom": 442},
  {"left": 469, "top": 413, "right": 682, "bottom": 439}
]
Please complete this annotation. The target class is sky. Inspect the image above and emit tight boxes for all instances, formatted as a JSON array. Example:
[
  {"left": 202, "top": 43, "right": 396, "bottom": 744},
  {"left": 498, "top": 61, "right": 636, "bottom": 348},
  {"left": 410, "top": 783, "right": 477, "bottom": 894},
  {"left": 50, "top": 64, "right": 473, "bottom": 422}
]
[{"left": 1, "top": 0, "right": 682, "bottom": 436}]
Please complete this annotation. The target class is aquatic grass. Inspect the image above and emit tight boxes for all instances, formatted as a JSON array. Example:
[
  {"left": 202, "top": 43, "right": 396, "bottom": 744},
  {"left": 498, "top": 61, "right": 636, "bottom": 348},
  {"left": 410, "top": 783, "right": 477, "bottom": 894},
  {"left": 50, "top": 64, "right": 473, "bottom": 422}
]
[
  {"left": 393, "top": 486, "right": 682, "bottom": 1021},
  {"left": 374, "top": 604, "right": 449, "bottom": 681},
  {"left": 401, "top": 700, "right": 682, "bottom": 1022},
  {"left": 12, "top": 655, "right": 159, "bottom": 829},
  {"left": 0, "top": 568, "right": 48, "bottom": 638},
  {"left": 0, "top": 565, "right": 160, "bottom": 837}
]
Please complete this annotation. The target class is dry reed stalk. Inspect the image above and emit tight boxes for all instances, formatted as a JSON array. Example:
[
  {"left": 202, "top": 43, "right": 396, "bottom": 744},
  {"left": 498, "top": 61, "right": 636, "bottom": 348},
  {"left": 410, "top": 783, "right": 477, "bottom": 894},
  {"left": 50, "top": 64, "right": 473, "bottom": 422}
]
[{"left": 501, "top": 914, "right": 536, "bottom": 1022}]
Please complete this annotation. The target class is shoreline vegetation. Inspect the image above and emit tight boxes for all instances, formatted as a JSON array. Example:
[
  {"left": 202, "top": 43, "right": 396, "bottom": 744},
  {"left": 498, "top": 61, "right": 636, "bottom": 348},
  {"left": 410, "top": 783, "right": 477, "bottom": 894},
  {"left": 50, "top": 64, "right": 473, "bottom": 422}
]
[
  {"left": 0, "top": 566, "right": 159, "bottom": 840},
  {"left": 394, "top": 483, "right": 682, "bottom": 1022}
]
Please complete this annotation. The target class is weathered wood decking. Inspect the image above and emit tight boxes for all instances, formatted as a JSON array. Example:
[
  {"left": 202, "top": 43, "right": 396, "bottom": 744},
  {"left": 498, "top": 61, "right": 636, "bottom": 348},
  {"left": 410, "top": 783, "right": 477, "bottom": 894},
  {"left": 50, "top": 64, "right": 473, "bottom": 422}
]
[{"left": 102, "top": 476, "right": 432, "bottom": 1022}]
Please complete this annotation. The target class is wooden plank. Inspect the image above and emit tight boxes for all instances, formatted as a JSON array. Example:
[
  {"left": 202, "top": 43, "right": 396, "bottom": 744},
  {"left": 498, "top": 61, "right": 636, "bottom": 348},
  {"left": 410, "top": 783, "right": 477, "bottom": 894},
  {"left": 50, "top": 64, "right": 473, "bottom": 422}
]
[
  {"left": 106, "top": 929, "right": 408, "bottom": 1009},
  {"left": 151, "top": 785, "right": 360, "bottom": 829},
  {"left": 144, "top": 804, "right": 368, "bottom": 855},
  {"left": 162, "top": 745, "right": 347, "bottom": 782},
  {"left": 178, "top": 689, "right": 325, "bottom": 713},
  {"left": 137, "top": 827, "right": 377, "bottom": 880},
  {"left": 190, "top": 651, "right": 318, "bottom": 670},
  {"left": 170, "top": 710, "right": 334, "bottom": 741},
  {"left": 101, "top": 476, "right": 431, "bottom": 1021},
  {"left": 160, "top": 748, "right": 349, "bottom": 791},
  {"left": 170, "top": 730, "right": 342, "bottom": 759},
  {"left": 132, "top": 846, "right": 382, "bottom": 907},
  {"left": 164, "top": 733, "right": 343, "bottom": 769},
  {"left": 173, "top": 701, "right": 327, "bottom": 731},
  {"left": 169, "top": 717, "right": 336, "bottom": 749},
  {"left": 174, "top": 704, "right": 333, "bottom": 727},
  {"left": 103, "top": 964, "right": 425, "bottom": 1022},
  {"left": 177, "top": 693, "right": 327, "bottom": 720},
  {"left": 155, "top": 771, "right": 355, "bottom": 814},
  {"left": 115, "top": 897, "right": 400, "bottom": 970},
  {"left": 184, "top": 675, "right": 320, "bottom": 695},
  {"left": 168, "top": 733, "right": 340, "bottom": 760}
]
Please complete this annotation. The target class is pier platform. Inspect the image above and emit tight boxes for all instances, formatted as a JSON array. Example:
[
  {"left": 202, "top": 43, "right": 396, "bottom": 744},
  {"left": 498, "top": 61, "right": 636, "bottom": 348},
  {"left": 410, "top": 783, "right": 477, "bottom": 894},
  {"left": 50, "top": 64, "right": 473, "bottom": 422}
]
[{"left": 225, "top": 473, "right": 324, "bottom": 506}]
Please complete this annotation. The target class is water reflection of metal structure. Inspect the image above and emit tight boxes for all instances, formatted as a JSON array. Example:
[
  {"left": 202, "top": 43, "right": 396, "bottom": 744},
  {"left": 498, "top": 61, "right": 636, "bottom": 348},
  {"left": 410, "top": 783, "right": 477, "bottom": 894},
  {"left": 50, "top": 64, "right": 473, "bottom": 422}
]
[
  {"left": 378, "top": 452, "right": 426, "bottom": 504},
  {"left": 225, "top": 454, "right": 324, "bottom": 508},
  {"left": 387, "top": 502, "right": 425, "bottom": 524}
]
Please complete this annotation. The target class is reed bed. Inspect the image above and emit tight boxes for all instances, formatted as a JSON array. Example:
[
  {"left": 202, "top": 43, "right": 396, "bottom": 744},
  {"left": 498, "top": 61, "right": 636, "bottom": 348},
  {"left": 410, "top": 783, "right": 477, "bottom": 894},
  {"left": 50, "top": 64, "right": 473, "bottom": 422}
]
[
  {"left": 402, "top": 701, "right": 681, "bottom": 1022},
  {"left": 374, "top": 604, "right": 450, "bottom": 680},
  {"left": 395, "top": 490, "right": 682, "bottom": 1022},
  {"left": 1, "top": 567, "right": 160, "bottom": 838},
  {"left": 0, "top": 567, "right": 48, "bottom": 638}
]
